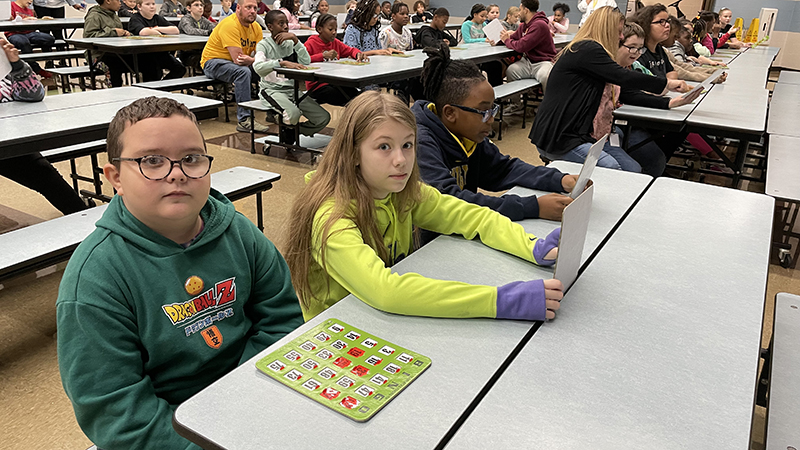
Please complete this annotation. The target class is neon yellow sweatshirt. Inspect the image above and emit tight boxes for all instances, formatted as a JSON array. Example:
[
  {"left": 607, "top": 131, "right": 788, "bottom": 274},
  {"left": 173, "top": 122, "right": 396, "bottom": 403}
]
[{"left": 303, "top": 180, "right": 542, "bottom": 320}]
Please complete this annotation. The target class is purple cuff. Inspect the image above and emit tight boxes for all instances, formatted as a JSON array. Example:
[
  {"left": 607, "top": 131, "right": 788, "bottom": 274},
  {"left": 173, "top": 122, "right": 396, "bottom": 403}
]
[
  {"left": 496, "top": 279, "right": 546, "bottom": 321},
  {"left": 533, "top": 227, "right": 560, "bottom": 266}
]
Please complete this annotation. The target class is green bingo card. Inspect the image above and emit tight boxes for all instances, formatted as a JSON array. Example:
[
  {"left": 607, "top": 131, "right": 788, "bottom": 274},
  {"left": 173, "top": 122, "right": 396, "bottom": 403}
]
[{"left": 255, "top": 319, "right": 431, "bottom": 422}]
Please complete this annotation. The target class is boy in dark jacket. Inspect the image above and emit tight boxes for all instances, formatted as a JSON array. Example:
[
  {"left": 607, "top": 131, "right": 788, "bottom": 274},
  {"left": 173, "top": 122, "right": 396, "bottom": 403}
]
[{"left": 415, "top": 7, "right": 456, "bottom": 48}]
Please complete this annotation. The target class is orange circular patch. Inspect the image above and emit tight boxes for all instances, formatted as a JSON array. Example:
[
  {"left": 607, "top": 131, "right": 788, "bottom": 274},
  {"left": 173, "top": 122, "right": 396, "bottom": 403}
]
[{"left": 184, "top": 276, "right": 204, "bottom": 296}]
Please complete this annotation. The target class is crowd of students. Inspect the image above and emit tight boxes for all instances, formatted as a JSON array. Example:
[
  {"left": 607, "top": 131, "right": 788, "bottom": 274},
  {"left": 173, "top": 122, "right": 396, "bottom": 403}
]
[{"left": 2, "top": 1, "right": 756, "bottom": 448}]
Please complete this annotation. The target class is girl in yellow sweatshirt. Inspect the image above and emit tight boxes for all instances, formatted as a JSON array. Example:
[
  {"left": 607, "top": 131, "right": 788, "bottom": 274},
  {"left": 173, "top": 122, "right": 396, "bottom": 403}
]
[{"left": 284, "top": 91, "right": 564, "bottom": 321}]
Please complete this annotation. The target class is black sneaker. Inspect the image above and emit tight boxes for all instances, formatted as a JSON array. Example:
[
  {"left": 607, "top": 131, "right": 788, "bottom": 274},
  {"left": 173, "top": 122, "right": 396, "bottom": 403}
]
[{"left": 280, "top": 127, "right": 297, "bottom": 146}]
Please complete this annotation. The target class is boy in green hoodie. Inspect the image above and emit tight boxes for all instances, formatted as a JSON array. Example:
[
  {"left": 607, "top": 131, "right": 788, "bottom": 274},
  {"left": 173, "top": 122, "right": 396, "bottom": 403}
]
[
  {"left": 56, "top": 97, "right": 304, "bottom": 449},
  {"left": 253, "top": 9, "right": 331, "bottom": 145}
]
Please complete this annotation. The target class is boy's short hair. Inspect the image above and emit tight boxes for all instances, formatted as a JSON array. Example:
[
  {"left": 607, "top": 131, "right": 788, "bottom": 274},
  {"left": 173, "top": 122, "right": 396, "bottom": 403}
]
[
  {"left": 391, "top": 1, "right": 407, "bottom": 14},
  {"left": 96, "top": 0, "right": 107, "bottom": 5},
  {"left": 135, "top": 0, "right": 144, "bottom": 6},
  {"left": 412, "top": 0, "right": 424, "bottom": 10},
  {"left": 265, "top": 9, "right": 286, "bottom": 25},
  {"left": 381, "top": 0, "right": 390, "bottom": 5},
  {"left": 520, "top": 0, "right": 539, "bottom": 13},
  {"left": 107, "top": 97, "right": 205, "bottom": 166},
  {"left": 433, "top": 7, "right": 448, "bottom": 17},
  {"left": 185, "top": 0, "right": 202, "bottom": 6}
]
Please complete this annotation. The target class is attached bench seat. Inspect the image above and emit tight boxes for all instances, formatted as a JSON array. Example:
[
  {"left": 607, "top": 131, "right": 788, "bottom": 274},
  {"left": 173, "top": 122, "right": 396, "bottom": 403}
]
[
  {"left": 134, "top": 76, "right": 230, "bottom": 122},
  {"left": 237, "top": 99, "right": 328, "bottom": 160},
  {"left": 42, "top": 140, "right": 108, "bottom": 201},
  {"left": 0, "top": 167, "right": 280, "bottom": 283},
  {"left": 48, "top": 65, "right": 102, "bottom": 92},
  {"left": 493, "top": 79, "right": 541, "bottom": 140},
  {"left": 20, "top": 50, "right": 85, "bottom": 64}
]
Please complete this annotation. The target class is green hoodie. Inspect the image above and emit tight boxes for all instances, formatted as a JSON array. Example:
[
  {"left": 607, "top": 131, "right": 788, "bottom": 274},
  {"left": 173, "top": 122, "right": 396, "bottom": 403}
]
[
  {"left": 83, "top": 4, "right": 124, "bottom": 60},
  {"left": 57, "top": 189, "right": 303, "bottom": 449},
  {"left": 304, "top": 176, "right": 542, "bottom": 320}
]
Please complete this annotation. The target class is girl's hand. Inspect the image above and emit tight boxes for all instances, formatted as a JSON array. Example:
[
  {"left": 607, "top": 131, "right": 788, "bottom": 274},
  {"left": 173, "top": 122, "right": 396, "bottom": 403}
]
[
  {"left": 0, "top": 38, "right": 20, "bottom": 63},
  {"left": 356, "top": 52, "right": 369, "bottom": 62},
  {"left": 729, "top": 27, "right": 738, "bottom": 35},
  {"left": 543, "top": 279, "right": 564, "bottom": 320},
  {"left": 486, "top": 38, "right": 496, "bottom": 46},
  {"left": 712, "top": 72, "right": 727, "bottom": 84},
  {"left": 669, "top": 88, "right": 702, "bottom": 108},
  {"left": 388, "top": 47, "right": 403, "bottom": 54},
  {"left": 322, "top": 49, "right": 338, "bottom": 61},
  {"left": 281, "top": 61, "right": 307, "bottom": 70},
  {"left": 667, "top": 79, "right": 690, "bottom": 93}
]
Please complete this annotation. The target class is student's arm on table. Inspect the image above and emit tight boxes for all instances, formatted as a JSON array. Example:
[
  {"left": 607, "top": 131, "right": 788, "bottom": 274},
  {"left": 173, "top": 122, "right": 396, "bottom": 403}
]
[
  {"left": 57, "top": 296, "right": 201, "bottom": 449},
  {"left": 314, "top": 201, "right": 559, "bottom": 320},
  {"left": 84, "top": 14, "right": 127, "bottom": 37},
  {"left": 239, "top": 225, "right": 304, "bottom": 363}
]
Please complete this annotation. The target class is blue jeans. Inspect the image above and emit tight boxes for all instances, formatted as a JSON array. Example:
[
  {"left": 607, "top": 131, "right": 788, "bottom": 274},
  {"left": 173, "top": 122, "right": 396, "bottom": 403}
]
[
  {"left": 203, "top": 58, "right": 254, "bottom": 122},
  {"left": 539, "top": 128, "right": 666, "bottom": 177},
  {"left": 7, "top": 32, "right": 55, "bottom": 73}
]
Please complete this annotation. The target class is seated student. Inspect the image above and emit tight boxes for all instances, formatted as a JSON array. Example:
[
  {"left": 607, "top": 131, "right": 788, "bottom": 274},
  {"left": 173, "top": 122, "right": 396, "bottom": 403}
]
[
  {"left": 201, "top": 0, "right": 268, "bottom": 132},
  {"left": 485, "top": 3, "right": 500, "bottom": 24},
  {"left": 692, "top": 11, "right": 733, "bottom": 56},
  {"left": 218, "top": 0, "right": 234, "bottom": 18},
  {"left": 57, "top": 97, "right": 304, "bottom": 450},
  {"left": 309, "top": 0, "right": 328, "bottom": 27},
  {"left": 7, "top": 0, "right": 55, "bottom": 78},
  {"left": 548, "top": 2, "right": 570, "bottom": 34},
  {"left": 662, "top": 16, "right": 722, "bottom": 83},
  {"left": 255, "top": 10, "right": 331, "bottom": 145},
  {"left": 300, "top": 0, "right": 320, "bottom": 15},
  {"left": 530, "top": 6, "right": 688, "bottom": 172},
  {"left": 415, "top": 7, "right": 457, "bottom": 48},
  {"left": 413, "top": 43, "right": 577, "bottom": 222},
  {"left": 343, "top": 0, "right": 357, "bottom": 28},
  {"left": 257, "top": 0, "right": 270, "bottom": 15},
  {"left": 304, "top": 13, "right": 373, "bottom": 106},
  {"left": 500, "top": 0, "right": 556, "bottom": 92},
  {"left": 718, "top": 7, "right": 747, "bottom": 49},
  {"left": 677, "top": 18, "right": 723, "bottom": 66},
  {"left": 411, "top": 0, "right": 432, "bottom": 23},
  {"left": 344, "top": 0, "right": 397, "bottom": 54},
  {"left": 203, "top": 0, "right": 217, "bottom": 23},
  {"left": 460, "top": 3, "right": 491, "bottom": 45},
  {"left": 284, "top": 91, "right": 565, "bottom": 322},
  {"left": 501, "top": 6, "right": 520, "bottom": 32},
  {"left": 179, "top": 0, "right": 217, "bottom": 70},
  {"left": 378, "top": 0, "right": 392, "bottom": 26},
  {"left": 614, "top": 22, "right": 699, "bottom": 176},
  {"left": 84, "top": 0, "right": 134, "bottom": 87},
  {"left": 129, "top": 0, "right": 187, "bottom": 81},
  {"left": 160, "top": 0, "right": 187, "bottom": 16},
  {"left": 460, "top": 3, "right": 503, "bottom": 86},
  {"left": 379, "top": 1, "right": 412, "bottom": 51},
  {"left": 0, "top": 38, "right": 89, "bottom": 215},
  {"left": 279, "top": 0, "right": 311, "bottom": 30},
  {"left": 118, "top": 0, "right": 139, "bottom": 17}
]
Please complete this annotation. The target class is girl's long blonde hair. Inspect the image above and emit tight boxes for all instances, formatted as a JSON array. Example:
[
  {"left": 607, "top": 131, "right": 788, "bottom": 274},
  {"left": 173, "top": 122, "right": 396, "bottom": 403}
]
[
  {"left": 284, "top": 91, "right": 422, "bottom": 310},
  {"left": 559, "top": 6, "right": 625, "bottom": 59}
]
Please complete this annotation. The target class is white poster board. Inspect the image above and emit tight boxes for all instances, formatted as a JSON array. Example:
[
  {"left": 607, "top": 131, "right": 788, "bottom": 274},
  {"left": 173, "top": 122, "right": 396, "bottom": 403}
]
[
  {"left": 553, "top": 184, "right": 594, "bottom": 292},
  {"left": 483, "top": 18, "right": 503, "bottom": 43}
]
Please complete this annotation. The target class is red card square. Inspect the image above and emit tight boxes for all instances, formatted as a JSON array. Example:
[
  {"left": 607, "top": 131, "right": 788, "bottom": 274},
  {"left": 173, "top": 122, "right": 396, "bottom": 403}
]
[
  {"left": 347, "top": 347, "right": 365, "bottom": 358},
  {"left": 333, "top": 357, "right": 352, "bottom": 368},
  {"left": 351, "top": 365, "right": 370, "bottom": 377}
]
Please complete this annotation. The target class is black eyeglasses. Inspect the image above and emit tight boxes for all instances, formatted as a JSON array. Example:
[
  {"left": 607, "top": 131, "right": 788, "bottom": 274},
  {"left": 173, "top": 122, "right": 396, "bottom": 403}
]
[
  {"left": 450, "top": 103, "right": 500, "bottom": 123},
  {"left": 621, "top": 44, "right": 646, "bottom": 54},
  {"left": 651, "top": 19, "right": 670, "bottom": 27},
  {"left": 113, "top": 154, "right": 214, "bottom": 180}
]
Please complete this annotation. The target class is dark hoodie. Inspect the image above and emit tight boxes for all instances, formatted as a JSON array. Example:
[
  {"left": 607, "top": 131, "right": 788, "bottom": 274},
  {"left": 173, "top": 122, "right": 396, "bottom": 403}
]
[
  {"left": 503, "top": 10, "right": 556, "bottom": 63},
  {"left": 412, "top": 100, "right": 565, "bottom": 220},
  {"left": 57, "top": 189, "right": 303, "bottom": 449}
]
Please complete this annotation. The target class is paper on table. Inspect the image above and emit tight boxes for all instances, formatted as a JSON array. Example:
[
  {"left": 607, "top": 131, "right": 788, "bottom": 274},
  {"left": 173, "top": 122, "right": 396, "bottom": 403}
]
[
  {"left": 483, "top": 18, "right": 503, "bottom": 43},
  {"left": 553, "top": 183, "right": 594, "bottom": 292},
  {"left": 0, "top": 47, "right": 11, "bottom": 80}
]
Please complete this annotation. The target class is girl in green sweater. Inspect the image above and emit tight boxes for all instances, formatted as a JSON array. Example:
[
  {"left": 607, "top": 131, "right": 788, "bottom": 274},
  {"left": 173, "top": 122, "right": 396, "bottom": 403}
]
[{"left": 285, "top": 91, "right": 564, "bottom": 322}]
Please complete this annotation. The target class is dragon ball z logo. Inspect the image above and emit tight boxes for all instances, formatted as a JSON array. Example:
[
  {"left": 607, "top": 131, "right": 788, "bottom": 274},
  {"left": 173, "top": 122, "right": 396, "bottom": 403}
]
[{"left": 162, "top": 277, "right": 237, "bottom": 325}]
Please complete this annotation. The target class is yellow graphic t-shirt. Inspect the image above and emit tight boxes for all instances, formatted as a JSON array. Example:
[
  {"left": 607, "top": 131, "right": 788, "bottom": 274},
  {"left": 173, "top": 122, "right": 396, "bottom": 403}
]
[{"left": 201, "top": 14, "right": 263, "bottom": 67}]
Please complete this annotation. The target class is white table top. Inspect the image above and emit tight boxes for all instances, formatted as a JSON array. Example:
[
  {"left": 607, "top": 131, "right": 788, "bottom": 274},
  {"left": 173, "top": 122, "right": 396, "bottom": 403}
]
[
  {"left": 777, "top": 70, "right": 800, "bottom": 85},
  {"left": 0, "top": 87, "right": 221, "bottom": 159},
  {"left": 767, "top": 83, "right": 800, "bottom": 137},
  {"left": 0, "top": 16, "right": 178, "bottom": 32},
  {"left": 509, "top": 161, "right": 652, "bottom": 267},
  {"left": 766, "top": 134, "right": 800, "bottom": 201},
  {"left": 765, "top": 292, "right": 800, "bottom": 450},
  {"left": 613, "top": 90, "right": 707, "bottom": 127},
  {"left": 67, "top": 34, "right": 208, "bottom": 53},
  {"left": 446, "top": 177, "right": 774, "bottom": 449},
  {"left": 173, "top": 236, "right": 543, "bottom": 449},
  {"left": 687, "top": 83, "right": 768, "bottom": 136}
]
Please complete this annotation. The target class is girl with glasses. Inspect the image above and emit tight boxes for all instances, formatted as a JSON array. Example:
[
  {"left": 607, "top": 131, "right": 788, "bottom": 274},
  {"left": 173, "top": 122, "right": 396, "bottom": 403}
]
[
  {"left": 284, "top": 90, "right": 565, "bottom": 323},
  {"left": 530, "top": 7, "right": 690, "bottom": 175},
  {"left": 413, "top": 42, "right": 579, "bottom": 227}
]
